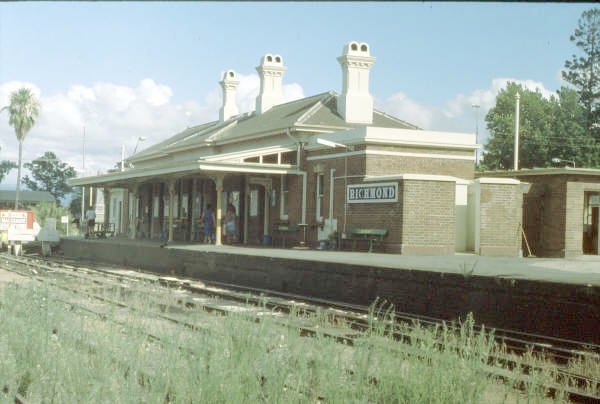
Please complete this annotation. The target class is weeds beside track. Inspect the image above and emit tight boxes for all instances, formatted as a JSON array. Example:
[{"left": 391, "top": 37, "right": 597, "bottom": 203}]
[{"left": 1, "top": 253, "right": 599, "bottom": 402}]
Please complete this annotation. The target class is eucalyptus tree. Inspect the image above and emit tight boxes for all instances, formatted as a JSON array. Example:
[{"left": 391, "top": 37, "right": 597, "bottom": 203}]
[
  {"left": 1, "top": 88, "right": 40, "bottom": 208},
  {"left": 562, "top": 8, "right": 600, "bottom": 139}
]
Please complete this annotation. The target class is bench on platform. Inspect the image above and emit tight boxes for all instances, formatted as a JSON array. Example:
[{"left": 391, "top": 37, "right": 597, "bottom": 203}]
[
  {"left": 93, "top": 223, "right": 115, "bottom": 239},
  {"left": 347, "top": 228, "right": 388, "bottom": 252},
  {"left": 273, "top": 224, "right": 299, "bottom": 248}
]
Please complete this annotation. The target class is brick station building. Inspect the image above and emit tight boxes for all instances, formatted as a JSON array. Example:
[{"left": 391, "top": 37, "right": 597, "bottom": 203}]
[
  {"left": 70, "top": 41, "right": 527, "bottom": 256},
  {"left": 482, "top": 168, "right": 600, "bottom": 258}
]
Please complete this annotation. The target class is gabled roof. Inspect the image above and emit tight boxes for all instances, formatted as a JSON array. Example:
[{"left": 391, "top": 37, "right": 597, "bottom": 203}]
[
  {"left": 0, "top": 190, "right": 55, "bottom": 204},
  {"left": 129, "top": 91, "right": 418, "bottom": 163}
]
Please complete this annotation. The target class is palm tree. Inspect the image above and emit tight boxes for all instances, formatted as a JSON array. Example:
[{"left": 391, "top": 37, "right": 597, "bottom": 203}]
[{"left": 1, "top": 88, "right": 40, "bottom": 209}]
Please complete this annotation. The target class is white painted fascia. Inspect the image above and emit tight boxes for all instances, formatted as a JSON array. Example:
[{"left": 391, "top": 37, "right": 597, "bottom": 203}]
[
  {"left": 68, "top": 161, "right": 203, "bottom": 186},
  {"left": 476, "top": 177, "right": 521, "bottom": 185},
  {"left": 312, "top": 126, "right": 478, "bottom": 151},
  {"left": 69, "top": 160, "right": 301, "bottom": 187},
  {"left": 364, "top": 174, "right": 461, "bottom": 183},
  {"left": 202, "top": 145, "right": 296, "bottom": 163},
  {"left": 306, "top": 149, "right": 474, "bottom": 162},
  {"left": 481, "top": 167, "right": 600, "bottom": 177},
  {"left": 197, "top": 162, "right": 298, "bottom": 175}
]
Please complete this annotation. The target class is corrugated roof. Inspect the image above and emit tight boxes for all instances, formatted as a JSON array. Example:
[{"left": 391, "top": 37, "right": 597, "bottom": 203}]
[
  {"left": 0, "top": 190, "right": 55, "bottom": 203},
  {"left": 129, "top": 92, "right": 418, "bottom": 162}
]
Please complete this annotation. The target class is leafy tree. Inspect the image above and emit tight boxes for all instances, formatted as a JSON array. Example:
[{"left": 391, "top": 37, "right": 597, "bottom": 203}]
[
  {"left": 550, "top": 87, "right": 600, "bottom": 167},
  {"left": 482, "top": 83, "right": 554, "bottom": 170},
  {"left": 23, "top": 151, "right": 76, "bottom": 204},
  {"left": 0, "top": 88, "right": 40, "bottom": 208},
  {"left": 482, "top": 83, "right": 599, "bottom": 170},
  {"left": 562, "top": 8, "right": 600, "bottom": 139},
  {"left": 32, "top": 201, "right": 77, "bottom": 236},
  {"left": 69, "top": 187, "right": 82, "bottom": 219},
  {"left": 0, "top": 160, "right": 17, "bottom": 184}
]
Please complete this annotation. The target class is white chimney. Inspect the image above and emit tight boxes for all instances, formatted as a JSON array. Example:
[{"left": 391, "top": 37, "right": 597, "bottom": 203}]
[
  {"left": 219, "top": 70, "right": 240, "bottom": 122},
  {"left": 255, "top": 53, "right": 286, "bottom": 114},
  {"left": 337, "top": 41, "right": 376, "bottom": 124}
]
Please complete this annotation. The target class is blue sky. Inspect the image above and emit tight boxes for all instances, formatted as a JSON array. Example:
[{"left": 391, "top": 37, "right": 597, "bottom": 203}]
[{"left": 0, "top": 2, "right": 594, "bottom": 186}]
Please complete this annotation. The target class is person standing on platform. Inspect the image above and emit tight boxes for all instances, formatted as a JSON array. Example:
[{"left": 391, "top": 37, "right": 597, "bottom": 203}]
[
  {"left": 202, "top": 204, "right": 216, "bottom": 244},
  {"left": 85, "top": 206, "right": 96, "bottom": 239},
  {"left": 225, "top": 203, "right": 237, "bottom": 244}
]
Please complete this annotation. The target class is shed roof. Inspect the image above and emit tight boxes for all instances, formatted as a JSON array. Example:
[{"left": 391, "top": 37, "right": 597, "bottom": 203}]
[{"left": 0, "top": 190, "right": 55, "bottom": 204}]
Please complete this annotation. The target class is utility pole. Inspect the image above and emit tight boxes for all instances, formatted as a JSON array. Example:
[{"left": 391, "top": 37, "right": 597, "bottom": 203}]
[
  {"left": 472, "top": 104, "right": 480, "bottom": 164},
  {"left": 514, "top": 93, "right": 520, "bottom": 171},
  {"left": 81, "top": 126, "right": 86, "bottom": 225}
]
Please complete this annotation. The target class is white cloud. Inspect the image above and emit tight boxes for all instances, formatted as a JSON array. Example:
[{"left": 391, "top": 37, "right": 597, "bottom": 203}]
[
  {"left": 378, "top": 77, "right": 557, "bottom": 148},
  {"left": 0, "top": 75, "right": 304, "bottom": 188}
]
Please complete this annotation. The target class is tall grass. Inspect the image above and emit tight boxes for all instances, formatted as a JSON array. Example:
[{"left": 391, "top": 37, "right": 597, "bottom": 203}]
[{"left": 0, "top": 279, "right": 563, "bottom": 403}]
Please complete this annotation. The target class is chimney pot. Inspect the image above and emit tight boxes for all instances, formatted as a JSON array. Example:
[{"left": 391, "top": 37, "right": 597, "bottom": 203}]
[
  {"left": 337, "top": 41, "right": 376, "bottom": 124},
  {"left": 255, "top": 53, "right": 286, "bottom": 114},
  {"left": 219, "top": 69, "right": 240, "bottom": 122}
]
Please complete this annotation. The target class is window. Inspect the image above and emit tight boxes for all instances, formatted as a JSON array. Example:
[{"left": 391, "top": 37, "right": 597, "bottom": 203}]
[
  {"left": 316, "top": 173, "right": 325, "bottom": 222},
  {"left": 163, "top": 196, "right": 169, "bottom": 217},
  {"left": 280, "top": 175, "right": 289, "bottom": 219},
  {"left": 153, "top": 196, "right": 159, "bottom": 218},
  {"left": 181, "top": 194, "right": 188, "bottom": 218},
  {"left": 250, "top": 189, "right": 259, "bottom": 217}
]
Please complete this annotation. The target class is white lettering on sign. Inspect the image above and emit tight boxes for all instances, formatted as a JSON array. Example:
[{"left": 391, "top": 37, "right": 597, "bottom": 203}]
[{"left": 346, "top": 182, "right": 398, "bottom": 204}]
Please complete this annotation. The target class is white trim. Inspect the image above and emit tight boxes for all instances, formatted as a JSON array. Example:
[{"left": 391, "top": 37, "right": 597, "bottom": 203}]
[
  {"left": 198, "top": 163, "right": 296, "bottom": 175},
  {"left": 202, "top": 145, "right": 296, "bottom": 163},
  {"left": 476, "top": 177, "right": 521, "bottom": 185},
  {"left": 280, "top": 174, "right": 289, "bottom": 220},
  {"left": 315, "top": 172, "right": 325, "bottom": 221},
  {"left": 307, "top": 149, "right": 474, "bottom": 162},
  {"left": 308, "top": 126, "right": 478, "bottom": 151},
  {"left": 365, "top": 174, "right": 460, "bottom": 183},
  {"left": 307, "top": 150, "right": 363, "bottom": 161},
  {"left": 481, "top": 167, "right": 600, "bottom": 177}
]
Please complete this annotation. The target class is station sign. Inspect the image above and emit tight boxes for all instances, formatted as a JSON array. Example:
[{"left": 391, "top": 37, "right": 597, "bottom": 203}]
[
  {"left": 347, "top": 182, "right": 398, "bottom": 204},
  {"left": 0, "top": 210, "right": 33, "bottom": 231}
]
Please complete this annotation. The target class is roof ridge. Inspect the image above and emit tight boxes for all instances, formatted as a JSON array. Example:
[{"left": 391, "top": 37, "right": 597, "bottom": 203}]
[
  {"left": 206, "top": 119, "right": 239, "bottom": 142},
  {"left": 295, "top": 93, "right": 336, "bottom": 125},
  {"left": 372, "top": 109, "right": 420, "bottom": 130},
  {"left": 269, "top": 91, "right": 333, "bottom": 111}
]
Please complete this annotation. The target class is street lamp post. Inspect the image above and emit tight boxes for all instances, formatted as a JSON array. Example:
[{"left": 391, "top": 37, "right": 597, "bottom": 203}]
[
  {"left": 472, "top": 104, "right": 480, "bottom": 163},
  {"left": 81, "top": 126, "right": 86, "bottom": 227},
  {"left": 132, "top": 136, "right": 147, "bottom": 155}
]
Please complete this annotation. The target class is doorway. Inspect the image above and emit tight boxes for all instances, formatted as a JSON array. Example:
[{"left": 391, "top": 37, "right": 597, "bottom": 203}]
[{"left": 583, "top": 192, "right": 599, "bottom": 255}]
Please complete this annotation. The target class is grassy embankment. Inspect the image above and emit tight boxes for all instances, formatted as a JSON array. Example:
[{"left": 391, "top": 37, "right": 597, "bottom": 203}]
[{"left": 0, "top": 278, "right": 575, "bottom": 403}]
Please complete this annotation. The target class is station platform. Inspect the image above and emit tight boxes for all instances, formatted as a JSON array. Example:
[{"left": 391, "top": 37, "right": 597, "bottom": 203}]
[
  {"left": 58, "top": 237, "right": 600, "bottom": 343},
  {"left": 63, "top": 236, "right": 600, "bottom": 286}
]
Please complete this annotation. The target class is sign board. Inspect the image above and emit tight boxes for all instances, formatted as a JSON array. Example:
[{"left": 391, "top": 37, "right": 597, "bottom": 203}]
[
  {"left": 347, "top": 182, "right": 398, "bottom": 204},
  {"left": 0, "top": 210, "right": 33, "bottom": 231},
  {"left": 61, "top": 216, "right": 69, "bottom": 224},
  {"left": 590, "top": 194, "right": 600, "bottom": 207}
]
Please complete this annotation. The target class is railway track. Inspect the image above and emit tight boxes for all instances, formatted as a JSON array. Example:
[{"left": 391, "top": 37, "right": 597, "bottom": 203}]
[{"left": 1, "top": 253, "right": 598, "bottom": 402}]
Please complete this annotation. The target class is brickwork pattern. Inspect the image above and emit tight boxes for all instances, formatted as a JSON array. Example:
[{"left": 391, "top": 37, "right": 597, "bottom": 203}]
[
  {"left": 478, "top": 183, "right": 523, "bottom": 256},
  {"left": 401, "top": 180, "right": 455, "bottom": 254}
]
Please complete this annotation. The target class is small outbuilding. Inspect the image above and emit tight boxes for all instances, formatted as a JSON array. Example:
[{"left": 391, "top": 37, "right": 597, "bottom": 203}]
[{"left": 481, "top": 168, "right": 600, "bottom": 258}]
